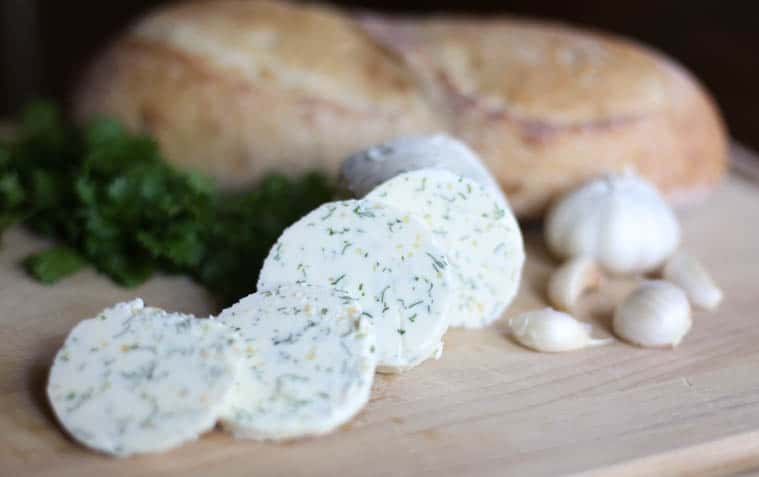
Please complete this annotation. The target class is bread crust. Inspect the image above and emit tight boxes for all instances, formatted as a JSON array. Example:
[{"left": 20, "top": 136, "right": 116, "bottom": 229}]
[
  {"left": 359, "top": 15, "right": 727, "bottom": 217},
  {"left": 74, "top": 0, "right": 441, "bottom": 187},
  {"left": 74, "top": 1, "right": 727, "bottom": 217}
]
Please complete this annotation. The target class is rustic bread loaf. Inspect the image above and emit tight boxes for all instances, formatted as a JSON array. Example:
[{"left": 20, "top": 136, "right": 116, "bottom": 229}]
[
  {"left": 74, "top": 0, "right": 441, "bottom": 187},
  {"left": 359, "top": 14, "right": 727, "bottom": 216},
  {"left": 73, "top": 0, "right": 727, "bottom": 218}
]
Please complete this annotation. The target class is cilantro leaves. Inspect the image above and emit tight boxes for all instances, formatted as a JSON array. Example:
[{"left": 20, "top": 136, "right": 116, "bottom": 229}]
[{"left": 0, "top": 101, "right": 335, "bottom": 305}]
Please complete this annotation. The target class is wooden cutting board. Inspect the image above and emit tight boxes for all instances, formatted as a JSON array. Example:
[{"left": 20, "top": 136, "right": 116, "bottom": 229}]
[{"left": 2, "top": 147, "right": 759, "bottom": 477}]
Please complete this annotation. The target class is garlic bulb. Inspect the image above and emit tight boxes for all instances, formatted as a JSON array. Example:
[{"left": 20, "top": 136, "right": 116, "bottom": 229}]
[
  {"left": 547, "top": 256, "right": 602, "bottom": 311},
  {"left": 613, "top": 280, "right": 691, "bottom": 348},
  {"left": 509, "top": 308, "right": 612, "bottom": 353},
  {"left": 662, "top": 251, "right": 723, "bottom": 311},
  {"left": 545, "top": 173, "right": 680, "bottom": 274},
  {"left": 339, "top": 134, "right": 505, "bottom": 202}
]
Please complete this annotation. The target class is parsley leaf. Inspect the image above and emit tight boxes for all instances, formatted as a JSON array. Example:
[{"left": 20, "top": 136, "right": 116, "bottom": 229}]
[
  {"left": 23, "top": 247, "right": 86, "bottom": 284},
  {"left": 0, "top": 101, "right": 335, "bottom": 305}
]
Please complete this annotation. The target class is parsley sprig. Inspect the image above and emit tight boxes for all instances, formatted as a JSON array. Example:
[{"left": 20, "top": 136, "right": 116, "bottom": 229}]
[{"left": 0, "top": 101, "right": 335, "bottom": 305}]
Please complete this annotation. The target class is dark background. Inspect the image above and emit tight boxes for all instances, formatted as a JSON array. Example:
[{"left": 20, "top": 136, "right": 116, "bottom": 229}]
[{"left": 2, "top": 0, "right": 758, "bottom": 150}]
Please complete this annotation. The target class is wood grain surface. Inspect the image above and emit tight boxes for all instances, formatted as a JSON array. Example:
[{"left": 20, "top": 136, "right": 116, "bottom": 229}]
[{"left": 2, "top": 151, "right": 759, "bottom": 476}]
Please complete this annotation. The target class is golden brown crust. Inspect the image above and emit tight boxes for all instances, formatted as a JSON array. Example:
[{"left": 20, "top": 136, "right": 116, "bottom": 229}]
[
  {"left": 358, "top": 14, "right": 728, "bottom": 217},
  {"left": 74, "top": 0, "right": 441, "bottom": 187},
  {"left": 73, "top": 0, "right": 727, "bottom": 216}
]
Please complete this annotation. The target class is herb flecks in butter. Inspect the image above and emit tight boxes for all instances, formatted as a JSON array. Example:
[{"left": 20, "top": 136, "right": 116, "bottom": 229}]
[
  {"left": 366, "top": 169, "right": 525, "bottom": 329},
  {"left": 258, "top": 199, "right": 452, "bottom": 371},
  {"left": 215, "top": 284, "right": 376, "bottom": 440}
]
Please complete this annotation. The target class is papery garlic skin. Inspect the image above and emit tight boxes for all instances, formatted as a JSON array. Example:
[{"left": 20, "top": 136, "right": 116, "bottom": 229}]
[
  {"left": 662, "top": 251, "right": 723, "bottom": 311},
  {"left": 509, "top": 308, "right": 611, "bottom": 353},
  {"left": 545, "top": 173, "right": 680, "bottom": 274},
  {"left": 613, "top": 280, "right": 691, "bottom": 348},
  {"left": 547, "top": 256, "right": 602, "bottom": 311}
]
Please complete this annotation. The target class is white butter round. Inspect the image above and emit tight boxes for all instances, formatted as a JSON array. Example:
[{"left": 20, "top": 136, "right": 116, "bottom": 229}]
[
  {"left": 47, "top": 299, "right": 241, "bottom": 457},
  {"left": 216, "top": 284, "right": 376, "bottom": 440},
  {"left": 367, "top": 169, "right": 524, "bottom": 328},
  {"left": 258, "top": 199, "right": 452, "bottom": 372},
  {"left": 340, "top": 134, "right": 505, "bottom": 203}
]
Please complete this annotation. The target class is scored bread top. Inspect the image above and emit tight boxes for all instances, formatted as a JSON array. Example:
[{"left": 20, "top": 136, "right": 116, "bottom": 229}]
[
  {"left": 359, "top": 13, "right": 727, "bottom": 215},
  {"left": 360, "top": 16, "right": 667, "bottom": 125},
  {"left": 74, "top": 0, "right": 440, "bottom": 187},
  {"left": 74, "top": 0, "right": 727, "bottom": 217},
  {"left": 131, "top": 0, "right": 424, "bottom": 111}
]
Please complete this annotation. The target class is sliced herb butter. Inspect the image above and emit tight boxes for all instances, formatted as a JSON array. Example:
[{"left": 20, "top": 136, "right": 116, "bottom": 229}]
[
  {"left": 367, "top": 169, "right": 525, "bottom": 328},
  {"left": 216, "top": 284, "right": 376, "bottom": 440},
  {"left": 340, "top": 134, "right": 506, "bottom": 204},
  {"left": 258, "top": 199, "right": 453, "bottom": 372},
  {"left": 47, "top": 299, "right": 241, "bottom": 457}
]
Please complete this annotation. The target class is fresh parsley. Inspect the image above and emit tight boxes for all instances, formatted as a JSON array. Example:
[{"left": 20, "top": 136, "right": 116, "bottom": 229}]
[{"left": 0, "top": 101, "right": 335, "bottom": 305}]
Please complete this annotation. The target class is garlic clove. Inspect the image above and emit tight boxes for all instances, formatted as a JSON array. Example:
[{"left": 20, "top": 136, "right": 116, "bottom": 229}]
[
  {"left": 662, "top": 251, "right": 723, "bottom": 311},
  {"left": 613, "top": 280, "right": 691, "bottom": 348},
  {"left": 545, "top": 173, "right": 680, "bottom": 275},
  {"left": 509, "top": 308, "right": 612, "bottom": 353},
  {"left": 547, "top": 256, "right": 602, "bottom": 311}
]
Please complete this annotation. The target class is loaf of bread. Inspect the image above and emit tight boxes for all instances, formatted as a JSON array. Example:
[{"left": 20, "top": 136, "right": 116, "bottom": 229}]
[
  {"left": 73, "top": 0, "right": 727, "bottom": 218},
  {"left": 74, "top": 0, "right": 440, "bottom": 188}
]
